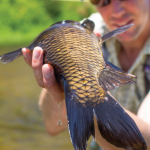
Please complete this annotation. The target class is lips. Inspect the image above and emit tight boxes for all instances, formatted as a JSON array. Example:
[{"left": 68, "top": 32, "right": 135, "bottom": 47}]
[{"left": 111, "top": 19, "right": 134, "bottom": 29}]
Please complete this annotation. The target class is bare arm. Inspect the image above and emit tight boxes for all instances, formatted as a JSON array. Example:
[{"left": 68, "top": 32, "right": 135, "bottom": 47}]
[
  {"left": 22, "top": 47, "right": 68, "bottom": 135},
  {"left": 39, "top": 89, "right": 68, "bottom": 135},
  {"left": 22, "top": 47, "right": 150, "bottom": 149},
  {"left": 137, "top": 92, "right": 150, "bottom": 125}
]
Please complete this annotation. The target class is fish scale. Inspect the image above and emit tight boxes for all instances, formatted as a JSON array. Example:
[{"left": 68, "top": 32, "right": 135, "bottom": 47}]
[
  {"left": 42, "top": 24, "right": 106, "bottom": 106},
  {"left": 0, "top": 19, "right": 147, "bottom": 150}
]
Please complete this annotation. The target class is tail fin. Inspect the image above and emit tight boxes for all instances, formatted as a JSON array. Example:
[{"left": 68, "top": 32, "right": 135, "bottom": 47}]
[
  {"left": 0, "top": 48, "right": 22, "bottom": 64},
  {"left": 64, "top": 80, "right": 95, "bottom": 150},
  {"left": 94, "top": 93, "right": 147, "bottom": 150},
  {"left": 63, "top": 78, "right": 146, "bottom": 150},
  {"left": 65, "top": 99, "right": 95, "bottom": 150}
]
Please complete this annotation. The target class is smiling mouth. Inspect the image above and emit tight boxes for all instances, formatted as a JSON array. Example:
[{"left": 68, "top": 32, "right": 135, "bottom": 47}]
[{"left": 112, "top": 20, "right": 134, "bottom": 28}]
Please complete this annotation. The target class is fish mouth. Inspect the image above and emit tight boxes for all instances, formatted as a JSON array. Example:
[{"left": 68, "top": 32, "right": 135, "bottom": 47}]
[{"left": 112, "top": 19, "right": 134, "bottom": 29}]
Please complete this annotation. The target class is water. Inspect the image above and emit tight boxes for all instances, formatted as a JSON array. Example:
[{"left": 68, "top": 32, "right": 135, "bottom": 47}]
[
  {"left": 0, "top": 46, "right": 92, "bottom": 150},
  {"left": 0, "top": 46, "right": 74, "bottom": 150}
]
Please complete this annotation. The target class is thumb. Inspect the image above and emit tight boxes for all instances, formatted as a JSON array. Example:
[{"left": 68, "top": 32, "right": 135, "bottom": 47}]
[{"left": 94, "top": 30, "right": 101, "bottom": 37}]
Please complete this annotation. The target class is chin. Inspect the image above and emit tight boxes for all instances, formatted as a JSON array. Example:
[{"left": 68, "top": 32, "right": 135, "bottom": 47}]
[{"left": 116, "top": 32, "right": 136, "bottom": 43}]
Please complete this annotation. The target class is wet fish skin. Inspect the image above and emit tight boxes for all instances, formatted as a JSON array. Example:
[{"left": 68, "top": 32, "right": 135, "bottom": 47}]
[{"left": 0, "top": 19, "right": 147, "bottom": 150}]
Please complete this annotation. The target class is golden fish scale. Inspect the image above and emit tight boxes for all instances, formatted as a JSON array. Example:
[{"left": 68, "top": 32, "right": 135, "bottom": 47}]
[{"left": 43, "top": 25, "right": 106, "bottom": 107}]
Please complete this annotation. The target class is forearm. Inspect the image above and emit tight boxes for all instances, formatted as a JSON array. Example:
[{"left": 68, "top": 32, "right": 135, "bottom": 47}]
[
  {"left": 125, "top": 109, "right": 150, "bottom": 149},
  {"left": 137, "top": 92, "right": 150, "bottom": 125},
  {"left": 39, "top": 89, "right": 68, "bottom": 135},
  {"left": 22, "top": 47, "right": 68, "bottom": 135}
]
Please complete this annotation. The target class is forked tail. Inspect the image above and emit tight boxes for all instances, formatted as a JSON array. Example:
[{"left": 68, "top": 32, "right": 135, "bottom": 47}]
[
  {"left": 0, "top": 48, "right": 22, "bottom": 64},
  {"left": 94, "top": 94, "right": 147, "bottom": 150},
  {"left": 64, "top": 80, "right": 147, "bottom": 150}
]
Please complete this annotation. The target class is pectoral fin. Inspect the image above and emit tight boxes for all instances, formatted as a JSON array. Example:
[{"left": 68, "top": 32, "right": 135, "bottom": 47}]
[
  {"left": 100, "top": 24, "right": 134, "bottom": 42},
  {"left": 99, "top": 61, "right": 136, "bottom": 91}
]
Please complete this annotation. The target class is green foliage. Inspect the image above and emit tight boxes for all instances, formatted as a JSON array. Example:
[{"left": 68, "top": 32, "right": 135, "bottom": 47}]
[
  {"left": 0, "top": 0, "right": 96, "bottom": 47},
  {"left": 43, "top": 0, "right": 61, "bottom": 19}
]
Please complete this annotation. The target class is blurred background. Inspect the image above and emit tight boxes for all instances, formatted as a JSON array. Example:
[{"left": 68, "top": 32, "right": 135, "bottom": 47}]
[{"left": 0, "top": 0, "right": 96, "bottom": 150}]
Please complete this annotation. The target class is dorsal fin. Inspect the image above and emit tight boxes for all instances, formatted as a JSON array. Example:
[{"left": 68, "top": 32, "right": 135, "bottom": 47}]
[
  {"left": 50, "top": 20, "right": 79, "bottom": 27},
  {"left": 81, "top": 19, "right": 95, "bottom": 31}
]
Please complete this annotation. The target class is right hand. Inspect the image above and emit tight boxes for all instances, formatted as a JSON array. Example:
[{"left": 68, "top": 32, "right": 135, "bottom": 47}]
[
  {"left": 94, "top": 30, "right": 101, "bottom": 37},
  {"left": 22, "top": 46, "right": 65, "bottom": 103}
]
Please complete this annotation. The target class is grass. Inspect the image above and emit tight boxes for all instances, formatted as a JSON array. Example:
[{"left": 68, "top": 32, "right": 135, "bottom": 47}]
[
  {"left": 0, "top": 1, "right": 96, "bottom": 149},
  {"left": 0, "top": 0, "right": 96, "bottom": 47}
]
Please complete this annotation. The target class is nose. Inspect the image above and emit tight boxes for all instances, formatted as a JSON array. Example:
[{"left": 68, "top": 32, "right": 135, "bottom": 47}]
[{"left": 111, "top": 0, "right": 125, "bottom": 18}]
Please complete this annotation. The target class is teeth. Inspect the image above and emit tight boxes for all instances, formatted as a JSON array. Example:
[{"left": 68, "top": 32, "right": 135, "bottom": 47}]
[
  {"left": 117, "top": 23, "right": 127, "bottom": 26},
  {"left": 117, "top": 21, "right": 133, "bottom": 27}
]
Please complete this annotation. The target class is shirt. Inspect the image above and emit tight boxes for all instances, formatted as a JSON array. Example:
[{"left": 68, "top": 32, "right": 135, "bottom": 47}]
[
  {"left": 89, "top": 12, "right": 150, "bottom": 150},
  {"left": 105, "top": 37, "right": 150, "bottom": 113}
]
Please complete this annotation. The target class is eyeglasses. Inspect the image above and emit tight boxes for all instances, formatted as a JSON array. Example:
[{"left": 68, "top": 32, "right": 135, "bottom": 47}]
[
  {"left": 90, "top": 0, "right": 101, "bottom": 5},
  {"left": 90, "top": 0, "right": 111, "bottom": 7},
  {"left": 90, "top": 0, "right": 130, "bottom": 7}
]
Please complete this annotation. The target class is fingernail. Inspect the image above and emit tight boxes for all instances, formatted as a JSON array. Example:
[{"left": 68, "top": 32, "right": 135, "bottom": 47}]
[
  {"left": 22, "top": 48, "right": 27, "bottom": 58},
  {"left": 33, "top": 47, "right": 41, "bottom": 60},
  {"left": 43, "top": 65, "right": 51, "bottom": 78}
]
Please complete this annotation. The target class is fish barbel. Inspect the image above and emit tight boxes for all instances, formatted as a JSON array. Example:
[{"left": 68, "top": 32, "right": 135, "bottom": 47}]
[{"left": 0, "top": 19, "right": 147, "bottom": 150}]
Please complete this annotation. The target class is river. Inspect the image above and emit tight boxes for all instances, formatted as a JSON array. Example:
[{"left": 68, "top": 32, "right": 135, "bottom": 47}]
[{"left": 0, "top": 46, "right": 93, "bottom": 150}]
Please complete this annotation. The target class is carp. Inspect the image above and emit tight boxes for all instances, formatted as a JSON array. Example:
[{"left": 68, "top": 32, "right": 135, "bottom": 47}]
[{"left": 0, "top": 19, "right": 147, "bottom": 150}]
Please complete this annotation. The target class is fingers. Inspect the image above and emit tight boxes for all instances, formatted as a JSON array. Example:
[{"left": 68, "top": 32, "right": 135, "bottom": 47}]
[
  {"left": 42, "top": 64, "right": 65, "bottom": 102},
  {"left": 22, "top": 47, "right": 44, "bottom": 87},
  {"left": 94, "top": 30, "right": 101, "bottom": 37},
  {"left": 22, "top": 47, "right": 32, "bottom": 66},
  {"left": 32, "top": 47, "right": 44, "bottom": 87},
  {"left": 22, "top": 46, "right": 65, "bottom": 102}
]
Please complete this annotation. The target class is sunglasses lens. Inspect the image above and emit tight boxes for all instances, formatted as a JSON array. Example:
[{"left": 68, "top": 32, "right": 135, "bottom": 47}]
[{"left": 90, "top": 0, "right": 100, "bottom": 5}]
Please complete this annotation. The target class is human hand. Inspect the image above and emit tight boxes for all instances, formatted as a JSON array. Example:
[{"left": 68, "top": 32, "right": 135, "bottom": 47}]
[
  {"left": 94, "top": 30, "right": 101, "bottom": 37},
  {"left": 22, "top": 46, "right": 65, "bottom": 103}
]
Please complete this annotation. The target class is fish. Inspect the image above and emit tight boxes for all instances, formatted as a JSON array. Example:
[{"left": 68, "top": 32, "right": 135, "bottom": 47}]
[{"left": 0, "top": 19, "right": 147, "bottom": 150}]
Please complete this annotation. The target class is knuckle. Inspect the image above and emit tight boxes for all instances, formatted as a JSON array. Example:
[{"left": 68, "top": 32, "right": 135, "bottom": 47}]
[
  {"left": 26, "top": 59, "right": 32, "bottom": 67},
  {"left": 37, "top": 81, "right": 44, "bottom": 88},
  {"left": 43, "top": 79, "right": 52, "bottom": 89},
  {"left": 32, "top": 61, "right": 41, "bottom": 69},
  {"left": 34, "top": 69, "right": 40, "bottom": 76},
  {"left": 39, "top": 84, "right": 45, "bottom": 88}
]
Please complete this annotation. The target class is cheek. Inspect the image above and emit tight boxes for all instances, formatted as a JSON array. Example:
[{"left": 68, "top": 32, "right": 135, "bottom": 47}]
[
  {"left": 125, "top": 0, "right": 149, "bottom": 20},
  {"left": 127, "top": 1, "right": 150, "bottom": 30},
  {"left": 96, "top": 6, "right": 111, "bottom": 26}
]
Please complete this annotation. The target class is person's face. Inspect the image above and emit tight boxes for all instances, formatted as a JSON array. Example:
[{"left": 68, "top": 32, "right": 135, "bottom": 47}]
[{"left": 95, "top": 0, "right": 150, "bottom": 42}]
